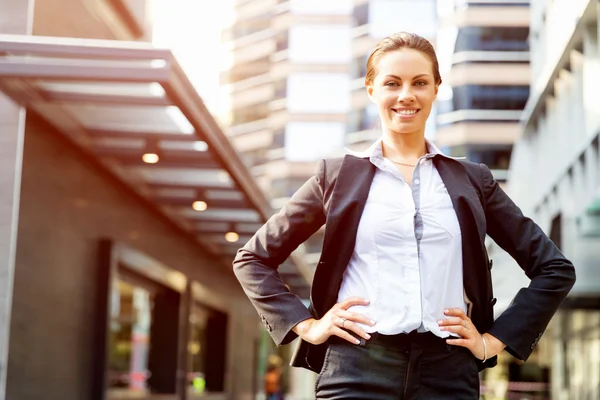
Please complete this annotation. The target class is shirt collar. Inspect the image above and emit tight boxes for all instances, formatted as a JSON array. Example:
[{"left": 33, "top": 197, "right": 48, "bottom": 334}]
[{"left": 346, "top": 138, "right": 466, "bottom": 162}]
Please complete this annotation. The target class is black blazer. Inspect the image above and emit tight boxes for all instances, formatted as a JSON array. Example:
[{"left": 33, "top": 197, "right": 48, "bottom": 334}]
[{"left": 233, "top": 153, "right": 576, "bottom": 373}]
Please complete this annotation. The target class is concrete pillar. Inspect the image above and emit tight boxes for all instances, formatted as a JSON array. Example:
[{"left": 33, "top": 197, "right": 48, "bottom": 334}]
[{"left": 0, "top": 1, "right": 34, "bottom": 399}]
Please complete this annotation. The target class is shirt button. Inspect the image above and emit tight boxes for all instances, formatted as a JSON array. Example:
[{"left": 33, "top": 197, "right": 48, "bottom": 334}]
[{"left": 414, "top": 179, "right": 420, "bottom": 185}]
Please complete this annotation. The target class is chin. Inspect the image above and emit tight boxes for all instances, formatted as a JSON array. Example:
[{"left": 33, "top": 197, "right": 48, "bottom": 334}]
[{"left": 386, "top": 123, "right": 420, "bottom": 135}]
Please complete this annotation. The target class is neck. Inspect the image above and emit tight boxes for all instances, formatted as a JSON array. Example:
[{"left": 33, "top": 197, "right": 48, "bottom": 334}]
[{"left": 381, "top": 129, "right": 428, "bottom": 163}]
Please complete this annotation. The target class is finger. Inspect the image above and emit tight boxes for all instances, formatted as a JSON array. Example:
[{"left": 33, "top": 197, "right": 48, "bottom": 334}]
[
  {"left": 444, "top": 308, "right": 467, "bottom": 319},
  {"left": 437, "top": 317, "right": 463, "bottom": 326},
  {"left": 331, "top": 327, "right": 362, "bottom": 345},
  {"left": 440, "top": 324, "right": 472, "bottom": 338},
  {"left": 338, "top": 319, "right": 371, "bottom": 340},
  {"left": 339, "top": 310, "right": 376, "bottom": 327},
  {"left": 446, "top": 338, "right": 469, "bottom": 347},
  {"left": 339, "top": 297, "right": 370, "bottom": 309}
]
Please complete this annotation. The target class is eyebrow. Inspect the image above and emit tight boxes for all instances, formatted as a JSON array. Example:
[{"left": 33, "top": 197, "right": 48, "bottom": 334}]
[{"left": 384, "top": 74, "right": 430, "bottom": 80}]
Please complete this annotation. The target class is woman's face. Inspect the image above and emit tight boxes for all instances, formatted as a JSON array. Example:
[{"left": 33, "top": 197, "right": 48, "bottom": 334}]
[{"left": 367, "top": 48, "right": 438, "bottom": 137}]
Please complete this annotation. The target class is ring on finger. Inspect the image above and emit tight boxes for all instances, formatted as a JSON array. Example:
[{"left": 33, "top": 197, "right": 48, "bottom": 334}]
[{"left": 339, "top": 317, "right": 346, "bottom": 328}]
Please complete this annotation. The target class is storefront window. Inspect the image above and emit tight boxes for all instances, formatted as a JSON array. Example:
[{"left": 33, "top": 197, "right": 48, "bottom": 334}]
[
  {"left": 188, "top": 306, "right": 209, "bottom": 395},
  {"left": 108, "top": 280, "right": 154, "bottom": 394},
  {"left": 188, "top": 302, "right": 228, "bottom": 396}
]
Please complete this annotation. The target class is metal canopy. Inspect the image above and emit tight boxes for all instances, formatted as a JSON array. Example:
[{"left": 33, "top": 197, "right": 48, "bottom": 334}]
[{"left": 0, "top": 34, "right": 311, "bottom": 297}]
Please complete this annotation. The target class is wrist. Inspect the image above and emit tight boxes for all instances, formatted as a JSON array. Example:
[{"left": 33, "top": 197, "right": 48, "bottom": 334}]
[
  {"left": 483, "top": 332, "right": 506, "bottom": 357},
  {"left": 293, "top": 318, "right": 315, "bottom": 337}
]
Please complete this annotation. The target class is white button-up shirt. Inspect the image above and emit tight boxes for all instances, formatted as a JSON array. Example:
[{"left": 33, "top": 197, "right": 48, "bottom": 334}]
[{"left": 337, "top": 139, "right": 468, "bottom": 338}]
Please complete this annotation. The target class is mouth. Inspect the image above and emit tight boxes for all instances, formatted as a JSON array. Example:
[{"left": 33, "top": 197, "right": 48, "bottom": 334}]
[{"left": 392, "top": 108, "right": 420, "bottom": 117}]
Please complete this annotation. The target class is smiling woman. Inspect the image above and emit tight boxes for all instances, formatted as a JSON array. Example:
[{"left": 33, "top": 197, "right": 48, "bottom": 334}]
[{"left": 233, "top": 31, "right": 576, "bottom": 400}]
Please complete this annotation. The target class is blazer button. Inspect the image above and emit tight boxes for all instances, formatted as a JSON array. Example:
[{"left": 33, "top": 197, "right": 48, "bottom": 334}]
[{"left": 490, "top": 298, "right": 497, "bottom": 306}]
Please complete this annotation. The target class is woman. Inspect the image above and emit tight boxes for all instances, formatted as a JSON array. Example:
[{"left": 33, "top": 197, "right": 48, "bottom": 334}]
[{"left": 233, "top": 32, "right": 575, "bottom": 399}]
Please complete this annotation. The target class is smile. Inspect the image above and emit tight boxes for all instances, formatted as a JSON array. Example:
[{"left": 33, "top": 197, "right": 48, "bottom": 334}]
[{"left": 392, "top": 108, "right": 420, "bottom": 116}]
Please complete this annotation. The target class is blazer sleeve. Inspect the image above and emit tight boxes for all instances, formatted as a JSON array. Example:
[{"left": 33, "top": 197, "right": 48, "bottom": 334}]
[
  {"left": 233, "top": 160, "right": 328, "bottom": 346},
  {"left": 480, "top": 163, "right": 576, "bottom": 360}
]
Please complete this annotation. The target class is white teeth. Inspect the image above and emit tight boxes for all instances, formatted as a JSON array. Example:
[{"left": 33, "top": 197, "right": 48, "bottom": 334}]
[{"left": 394, "top": 109, "right": 417, "bottom": 115}]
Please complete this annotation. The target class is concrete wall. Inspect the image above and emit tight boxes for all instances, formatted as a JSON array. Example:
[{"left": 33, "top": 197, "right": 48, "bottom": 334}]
[{"left": 6, "top": 116, "right": 260, "bottom": 400}]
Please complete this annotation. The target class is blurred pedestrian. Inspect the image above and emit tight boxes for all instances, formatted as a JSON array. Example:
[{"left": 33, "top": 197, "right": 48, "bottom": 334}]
[
  {"left": 233, "top": 31, "right": 576, "bottom": 399},
  {"left": 264, "top": 354, "right": 284, "bottom": 400}
]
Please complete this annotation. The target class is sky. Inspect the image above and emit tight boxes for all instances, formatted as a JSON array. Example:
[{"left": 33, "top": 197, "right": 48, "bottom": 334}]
[{"left": 150, "top": 0, "right": 234, "bottom": 118}]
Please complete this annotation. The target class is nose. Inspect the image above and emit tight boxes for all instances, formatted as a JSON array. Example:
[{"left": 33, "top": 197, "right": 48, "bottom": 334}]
[{"left": 397, "top": 84, "right": 416, "bottom": 103}]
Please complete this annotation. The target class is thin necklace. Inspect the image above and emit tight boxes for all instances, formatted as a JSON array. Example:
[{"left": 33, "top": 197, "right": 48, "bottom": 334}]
[{"left": 389, "top": 159, "right": 416, "bottom": 167}]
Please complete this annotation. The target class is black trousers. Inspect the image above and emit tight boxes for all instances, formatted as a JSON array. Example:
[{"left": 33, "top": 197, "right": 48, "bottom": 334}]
[{"left": 315, "top": 331, "right": 480, "bottom": 399}]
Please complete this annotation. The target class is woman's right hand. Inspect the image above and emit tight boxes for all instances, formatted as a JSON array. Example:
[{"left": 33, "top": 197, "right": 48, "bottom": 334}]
[{"left": 292, "top": 297, "right": 375, "bottom": 345}]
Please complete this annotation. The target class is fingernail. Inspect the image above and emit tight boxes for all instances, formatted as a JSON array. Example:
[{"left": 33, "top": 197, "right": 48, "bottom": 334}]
[
  {"left": 371, "top": 320, "right": 376, "bottom": 326},
  {"left": 364, "top": 299, "right": 370, "bottom": 304},
  {"left": 437, "top": 320, "right": 443, "bottom": 325},
  {"left": 440, "top": 327, "right": 446, "bottom": 331},
  {"left": 444, "top": 309, "right": 449, "bottom": 314},
  {"left": 355, "top": 339, "right": 360, "bottom": 344},
  {"left": 365, "top": 334, "right": 371, "bottom": 339}
]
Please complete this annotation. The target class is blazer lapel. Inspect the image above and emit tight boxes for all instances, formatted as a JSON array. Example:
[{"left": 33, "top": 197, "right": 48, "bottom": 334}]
[
  {"left": 434, "top": 157, "right": 485, "bottom": 239},
  {"left": 434, "top": 156, "right": 490, "bottom": 326},
  {"left": 312, "top": 155, "right": 376, "bottom": 317}
]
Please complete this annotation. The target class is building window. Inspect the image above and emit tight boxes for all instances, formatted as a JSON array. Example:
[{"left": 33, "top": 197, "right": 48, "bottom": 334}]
[
  {"left": 288, "top": 25, "right": 352, "bottom": 64},
  {"left": 360, "top": 104, "right": 379, "bottom": 131},
  {"left": 445, "top": 144, "right": 512, "bottom": 171},
  {"left": 284, "top": 121, "right": 345, "bottom": 162},
  {"left": 276, "top": 30, "right": 289, "bottom": 52},
  {"left": 452, "top": 85, "right": 530, "bottom": 111},
  {"left": 455, "top": 26, "right": 529, "bottom": 52},
  {"left": 351, "top": 55, "right": 368, "bottom": 79},
  {"left": 353, "top": 3, "right": 369, "bottom": 26},
  {"left": 369, "top": 1, "right": 437, "bottom": 39},
  {"left": 287, "top": 73, "right": 351, "bottom": 113}
]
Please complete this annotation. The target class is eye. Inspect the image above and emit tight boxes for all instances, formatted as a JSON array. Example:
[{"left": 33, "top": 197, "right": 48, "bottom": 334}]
[
  {"left": 385, "top": 81, "right": 399, "bottom": 87},
  {"left": 414, "top": 81, "right": 427, "bottom": 86}
]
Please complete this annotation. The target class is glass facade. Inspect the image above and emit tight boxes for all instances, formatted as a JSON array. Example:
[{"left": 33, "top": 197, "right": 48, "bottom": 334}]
[
  {"left": 455, "top": 26, "right": 529, "bottom": 52},
  {"left": 451, "top": 85, "right": 530, "bottom": 111}
]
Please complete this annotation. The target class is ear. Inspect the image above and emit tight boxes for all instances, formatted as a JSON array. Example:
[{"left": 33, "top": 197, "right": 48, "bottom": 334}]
[
  {"left": 367, "top": 83, "right": 376, "bottom": 103},
  {"left": 433, "top": 84, "right": 439, "bottom": 101}
]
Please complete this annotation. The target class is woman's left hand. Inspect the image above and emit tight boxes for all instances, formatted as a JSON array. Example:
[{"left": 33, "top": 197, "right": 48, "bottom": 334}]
[{"left": 438, "top": 308, "right": 506, "bottom": 360}]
